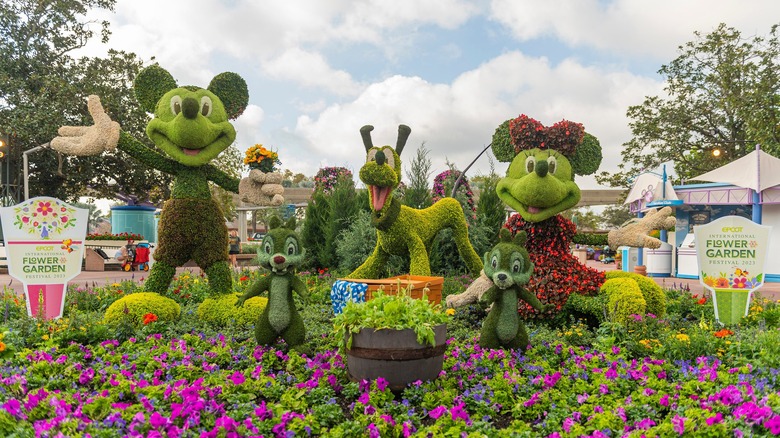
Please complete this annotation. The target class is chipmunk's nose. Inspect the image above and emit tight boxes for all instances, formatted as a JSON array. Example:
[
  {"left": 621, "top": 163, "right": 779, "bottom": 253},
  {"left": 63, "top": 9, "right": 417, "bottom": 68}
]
[{"left": 375, "top": 150, "right": 386, "bottom": 166}]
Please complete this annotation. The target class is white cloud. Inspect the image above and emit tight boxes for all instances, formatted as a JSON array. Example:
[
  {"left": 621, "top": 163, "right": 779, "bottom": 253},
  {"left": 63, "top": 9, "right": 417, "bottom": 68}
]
[
  {"left": 489, "top": 0, "right": 780, "bottom": 60},
  {"left": 291, "top": 51, "right": 663, "bottom": 188},
  {"left": 263, "top": 48, "right": 364, "bottom": 96}
]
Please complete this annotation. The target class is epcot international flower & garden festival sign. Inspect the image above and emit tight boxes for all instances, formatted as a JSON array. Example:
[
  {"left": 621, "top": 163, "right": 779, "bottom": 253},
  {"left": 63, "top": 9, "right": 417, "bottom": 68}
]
[
  {"left": 694, "top": 216, "right": 771, "bottom": 325},
  {"left": 0, "top": 197, "right": 88, "bottom": 319}
]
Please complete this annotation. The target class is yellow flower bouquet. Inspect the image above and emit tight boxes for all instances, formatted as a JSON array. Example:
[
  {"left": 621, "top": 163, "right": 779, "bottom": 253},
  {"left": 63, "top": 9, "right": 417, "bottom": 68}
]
[{"left": 244, "top": 144, "right": 281, "bottom": 172}]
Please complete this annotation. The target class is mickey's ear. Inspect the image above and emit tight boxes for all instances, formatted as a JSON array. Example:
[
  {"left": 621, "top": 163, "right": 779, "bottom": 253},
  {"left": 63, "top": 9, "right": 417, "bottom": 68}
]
[
  {"left": 268, "top": 216, "right": 282, "bottom": 230},
  {"left": 491, "top": 119, "right": 515, "bottom": 162},
  {"left": 570, "top": 133, "right": 602, "bottom": 176},
  {"left": 208, "top": 72, "right": 249, "bottom": 120},
  {"left": 498, "top": 227, "right": 512, "bottom": 242},
  {"left": 513, "top": 230, "right": 528, "bottom": 246},
  {"left": 134, "top": 65, "right": 177, "bottom": 113}
]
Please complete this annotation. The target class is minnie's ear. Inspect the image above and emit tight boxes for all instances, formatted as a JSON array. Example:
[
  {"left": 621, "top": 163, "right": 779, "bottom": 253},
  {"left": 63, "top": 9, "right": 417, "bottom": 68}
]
[
  {"left": 491, "top": 119, "right": 515, "bottom": 162},
  {"left": 208, "top": 72, "right": 249, "bottom": 120},
  {"left": 134, "top": 65, "right": 177, "bottom": 113},
  {"left": 570, "top": 133, "right": 602, "bottom": 176}
]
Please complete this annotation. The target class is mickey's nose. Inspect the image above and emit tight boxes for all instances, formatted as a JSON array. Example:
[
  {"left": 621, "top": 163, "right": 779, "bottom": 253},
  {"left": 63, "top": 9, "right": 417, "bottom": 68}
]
[
  {"left": 535, "top": 159, "right": 548, "bottom": 177},
  {"left": 182, "top": 97, "right": 199, "bottom": 119}
]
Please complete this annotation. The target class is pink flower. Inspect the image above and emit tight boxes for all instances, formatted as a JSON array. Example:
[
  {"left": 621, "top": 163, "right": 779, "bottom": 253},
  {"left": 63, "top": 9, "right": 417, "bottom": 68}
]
[
  {"left": 228, "top": 371, "right": 245, "bottom": 385},
  {"left": 429, "top": 406, "right": 447, "bottom": 420},
  {"left": 672, "top": 415, "right": 685, "bottom": 435}
]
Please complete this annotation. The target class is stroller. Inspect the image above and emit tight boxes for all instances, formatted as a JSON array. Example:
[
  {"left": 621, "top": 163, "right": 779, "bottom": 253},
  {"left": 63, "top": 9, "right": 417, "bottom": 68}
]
[
  {"left": 121, "top": 240, "right": 151, "bottom": 271},
  {"left": 601, "top": 246, "right": 616, "bottom": 264}
]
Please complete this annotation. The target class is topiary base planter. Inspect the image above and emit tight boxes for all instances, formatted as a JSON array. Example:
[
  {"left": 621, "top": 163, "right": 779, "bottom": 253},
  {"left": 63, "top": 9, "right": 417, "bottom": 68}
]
[{"left": 346, "top": 324, "right": 447, "bottom": 391}]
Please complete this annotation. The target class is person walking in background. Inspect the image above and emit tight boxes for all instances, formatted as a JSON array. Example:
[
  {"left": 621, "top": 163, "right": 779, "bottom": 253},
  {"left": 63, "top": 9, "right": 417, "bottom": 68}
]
[{"left": 228, "top": 229, "right": 242, "bottom": 268}]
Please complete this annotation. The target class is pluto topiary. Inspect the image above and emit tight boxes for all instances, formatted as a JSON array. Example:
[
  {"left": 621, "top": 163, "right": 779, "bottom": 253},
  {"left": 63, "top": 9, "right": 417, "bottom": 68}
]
[
  {"left": 347, "top": 125, "right": 483, "bottom": 279},
  {"left": 602, "top": 278, "right": 646, "bottom": 324},
  {"left": 197, "top": 294, "right": 268, "bottom": 326},
  {"left": 104, "top": 292, "right": 180, "bottom": 327}
]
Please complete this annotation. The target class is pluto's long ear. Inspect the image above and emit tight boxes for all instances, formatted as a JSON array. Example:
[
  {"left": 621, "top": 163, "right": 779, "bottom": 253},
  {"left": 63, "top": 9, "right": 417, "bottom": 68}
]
[
  {"left": 396, "top": 125, "right": 411, "bottom": 155},
  {"left": 360, "top": 125, "right": 374, "bottom": 152}
]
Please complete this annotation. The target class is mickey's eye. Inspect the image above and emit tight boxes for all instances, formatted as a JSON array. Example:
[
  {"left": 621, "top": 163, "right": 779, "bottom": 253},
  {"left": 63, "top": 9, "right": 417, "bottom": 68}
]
[
  {"left": 170, "top": 96, "right": 182, "bottom": 115},
  {"left": 200, "top": 96, "right": 213, "bottom": 117},
  {"left": 525, "top": 156, "right": 536, "bottom": 174},
  {"left": 366, "top": 149, "right": 377, "bottom": 163},
  {"left": 382, "top": 147, "right": 395, "bottom": 169},
  {"left": 491, "top": 255, "right": 498, "bottom": 269},
  {"left": 547, "top": 156, "right": 557, "bottom": 174}
]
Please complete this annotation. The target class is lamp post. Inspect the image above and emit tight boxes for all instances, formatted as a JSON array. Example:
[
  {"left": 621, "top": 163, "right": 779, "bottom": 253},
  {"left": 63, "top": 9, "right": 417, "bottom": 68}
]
[{"left": 23, "top": 142, "right": 51, "bottom": 200}]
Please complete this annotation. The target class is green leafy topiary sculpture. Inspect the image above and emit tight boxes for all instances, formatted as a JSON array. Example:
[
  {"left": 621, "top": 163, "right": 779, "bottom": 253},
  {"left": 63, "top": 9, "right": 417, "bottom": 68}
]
[
  {"left": 605, "top": 271, "right": 666, "bottom": 318},
  {"left": 348, "top": 125, "right": 483, "bottom": 279},
  {"left": 51, "top": 65, "right": 279, "bottom": 300},
  {"left": 104, "top": 292, "right": 180, "bottom": 327},
  {"left": 198, "top": 294, "right": 268, "bottom": 327},
  {"left": 236, "top": 217, "right": 309, "bottom": 349},
  {"left": 602, "top": 277, "right": 646, "bottom": 324},
  {"left": 478, "top": 229, "right": 552, "bottom": 350}
]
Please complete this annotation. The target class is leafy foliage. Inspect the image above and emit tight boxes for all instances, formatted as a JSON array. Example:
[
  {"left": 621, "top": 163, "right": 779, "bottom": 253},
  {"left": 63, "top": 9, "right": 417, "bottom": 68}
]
[
  {"left": 598, "top": 23, "right": 780, "bottom": 188},
  {"left": 402, "top": 143, "right": 433, "bottom": 209},
  {"left": 0, "top": 1, "right": 174, "bottom": 202},
  {"left": 334, "top": 289, "right": 449, "bottom": 349}
]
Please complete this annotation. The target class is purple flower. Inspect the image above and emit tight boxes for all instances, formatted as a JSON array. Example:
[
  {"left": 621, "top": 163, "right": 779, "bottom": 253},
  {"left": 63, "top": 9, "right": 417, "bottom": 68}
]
[
  {"left": 2, "top": 399, "right": 24, "bottom": 419},
  {"left": 228, "top": 371, "right": 245, "bottom": 385},
  {"left": 764, "top": 415, "right": 780, "bottom": 434},
  {"left": 150, "top": 412, "right": 168, "bottom": 428},
  {"left": 659, "top": 394, "right": 670, "bottom": 407},
  {"left": 672, "top": 414, "right": 685, "bottom": 435},
  {"left": 577, "top": 393, "right": 589, "bottom": 404},
  {"left": 563, "top": 417, "right": 575, "bottom": 432},
  {"left": 450, "top": 402, "right": 471, "bottom": 424},
  {"left": 375, "top": 377, "right": 388, "bottom": 392},
  {"left": 706, "top": 412, "right": 723, "bottom": 426}
]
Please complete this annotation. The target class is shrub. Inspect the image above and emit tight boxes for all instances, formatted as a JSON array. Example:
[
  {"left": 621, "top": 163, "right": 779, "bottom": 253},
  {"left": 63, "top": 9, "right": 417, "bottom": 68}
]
[
  {"left": 335, "top": 209, "right": 407, "bottom": 275},
  {"left": 103, "top": 292, "right": 180, "bottom": 327},
  {"left": 602, "top": 278, "right": 646, "bottom": 324},
  {"left": 197, "top": 293, "right": 268, "bottom": 326},
  {"left": 605, "top": 271, "right": 666, "bottom": 318}
]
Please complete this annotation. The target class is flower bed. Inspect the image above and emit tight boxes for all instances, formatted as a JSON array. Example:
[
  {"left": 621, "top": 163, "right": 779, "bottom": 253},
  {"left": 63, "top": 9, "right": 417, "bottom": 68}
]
[{"left": 0, "top": 273, "right": 779, "bottom": 436}]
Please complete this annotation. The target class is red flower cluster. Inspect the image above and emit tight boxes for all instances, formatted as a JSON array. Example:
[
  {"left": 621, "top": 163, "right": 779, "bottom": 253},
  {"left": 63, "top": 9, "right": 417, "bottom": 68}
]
[
  {"left": 696, "top": 296, "right": 707, "bottom": 305},
  {"left": 504, "top": 213, "right": 605, "bottom": 319},
  {"left": 713, "top": 329, "right": 734, "bottom": 338},
  {"left": 142, "top": 313, "right": 158, "bottom": 325},
  {"left": 508, "top": 115, "right": 584, "bottom": 157}
]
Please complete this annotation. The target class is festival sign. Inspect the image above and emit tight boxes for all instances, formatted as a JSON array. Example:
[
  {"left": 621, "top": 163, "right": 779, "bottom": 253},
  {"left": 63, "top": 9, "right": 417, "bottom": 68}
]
[
  {"left": 0, "top": 197, "right": 88, "bottom": 319},
  {"left": 694, "top": 216, "right": 771, "bottom": 325}
]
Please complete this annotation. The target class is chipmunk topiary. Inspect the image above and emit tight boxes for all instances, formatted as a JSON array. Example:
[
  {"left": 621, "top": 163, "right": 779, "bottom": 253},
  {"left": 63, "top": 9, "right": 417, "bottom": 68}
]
[
  {"left": 236, "top": 217, "right": 309, "bottom": 349},
  {"left": 348, "top": 125, "right": 483, "bottom": 279},
  {"left": 51, "top": 65, "right": 281, "bottom": 300},
  {"left": 479, "top": 228, "right": 552, "bottom": 350}
]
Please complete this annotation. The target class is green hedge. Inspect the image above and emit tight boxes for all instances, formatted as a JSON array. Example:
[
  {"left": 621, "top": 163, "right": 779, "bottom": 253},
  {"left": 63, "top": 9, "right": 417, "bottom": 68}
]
[{"left": 572, "top": 232, "right": 609, "bottom": 246}]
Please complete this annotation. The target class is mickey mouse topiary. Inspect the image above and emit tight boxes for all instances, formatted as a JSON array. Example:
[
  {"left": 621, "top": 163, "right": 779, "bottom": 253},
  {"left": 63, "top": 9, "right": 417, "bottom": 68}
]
[{"left": 52, "top": 65, "right": 278, "bottom": 302}]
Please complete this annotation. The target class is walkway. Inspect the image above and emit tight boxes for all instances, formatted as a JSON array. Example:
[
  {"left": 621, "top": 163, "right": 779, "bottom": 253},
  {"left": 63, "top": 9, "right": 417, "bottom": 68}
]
[{"left": 1, "top": 260, "right": 778, "bottom": 300}]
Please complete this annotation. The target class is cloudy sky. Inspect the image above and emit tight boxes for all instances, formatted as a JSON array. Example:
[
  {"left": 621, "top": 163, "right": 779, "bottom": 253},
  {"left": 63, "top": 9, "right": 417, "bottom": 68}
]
[{"left": 79, "top": 0, "right": 780, "bottom": 190}]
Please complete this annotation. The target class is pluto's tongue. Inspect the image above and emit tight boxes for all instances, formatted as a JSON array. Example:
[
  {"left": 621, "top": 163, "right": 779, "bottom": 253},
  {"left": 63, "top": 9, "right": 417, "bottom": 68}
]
[
  {"left": 527, "top": 206, "right": 541, "bottom": 214},
  {"left": 182, "top": 148, "right": 201, "bottom": 156},
  {"left": 371, "top": 186, "right": 391, "bottom": 212}
]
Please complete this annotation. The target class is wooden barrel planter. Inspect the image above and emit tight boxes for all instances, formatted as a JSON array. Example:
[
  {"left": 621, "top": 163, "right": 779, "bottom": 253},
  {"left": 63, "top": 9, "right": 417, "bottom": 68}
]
[{"left": 346, "top": 324, "right": 447, "bottom": 391}]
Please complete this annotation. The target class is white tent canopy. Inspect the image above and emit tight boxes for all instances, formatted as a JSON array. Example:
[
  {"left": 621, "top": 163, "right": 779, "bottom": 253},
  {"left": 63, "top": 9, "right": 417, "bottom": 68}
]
[
  {"left": 624, "top": 172, "right": 679, "bottom": 205},
  {"left": 691, "top": 149, "right": 780, "bottom": 192}
]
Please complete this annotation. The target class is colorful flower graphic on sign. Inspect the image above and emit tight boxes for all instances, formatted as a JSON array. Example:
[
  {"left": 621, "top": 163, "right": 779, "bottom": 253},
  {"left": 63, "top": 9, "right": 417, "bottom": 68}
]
[
  {"left": 12, "top": 198, "right": 77, "bottom": 239},
  {"left": 700, "top": 268, "right": 763, "bottom": 290}
]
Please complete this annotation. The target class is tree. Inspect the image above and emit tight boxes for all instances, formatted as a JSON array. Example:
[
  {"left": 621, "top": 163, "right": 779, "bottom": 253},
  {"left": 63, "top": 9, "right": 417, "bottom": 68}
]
[
  {"left": 72, "top": 200, "right": 107, "bottom": 233},
  {"left": 0, "top": 1, "right": 173, "bottom": 203},
  {"left": 597, "top": 23, "right": 780, "bottom": 188},
  {"left": 475, "top": 158, "right": 506, "bottom": 246},
  {"left": 403, "top": 142, "right": 433, "bottom": 209},
  {"left": 601, "top": 204, "right": 633, "bottom": 230},
  {"left": 561, "top": 207, "right": 603, "bottom": 232}
]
